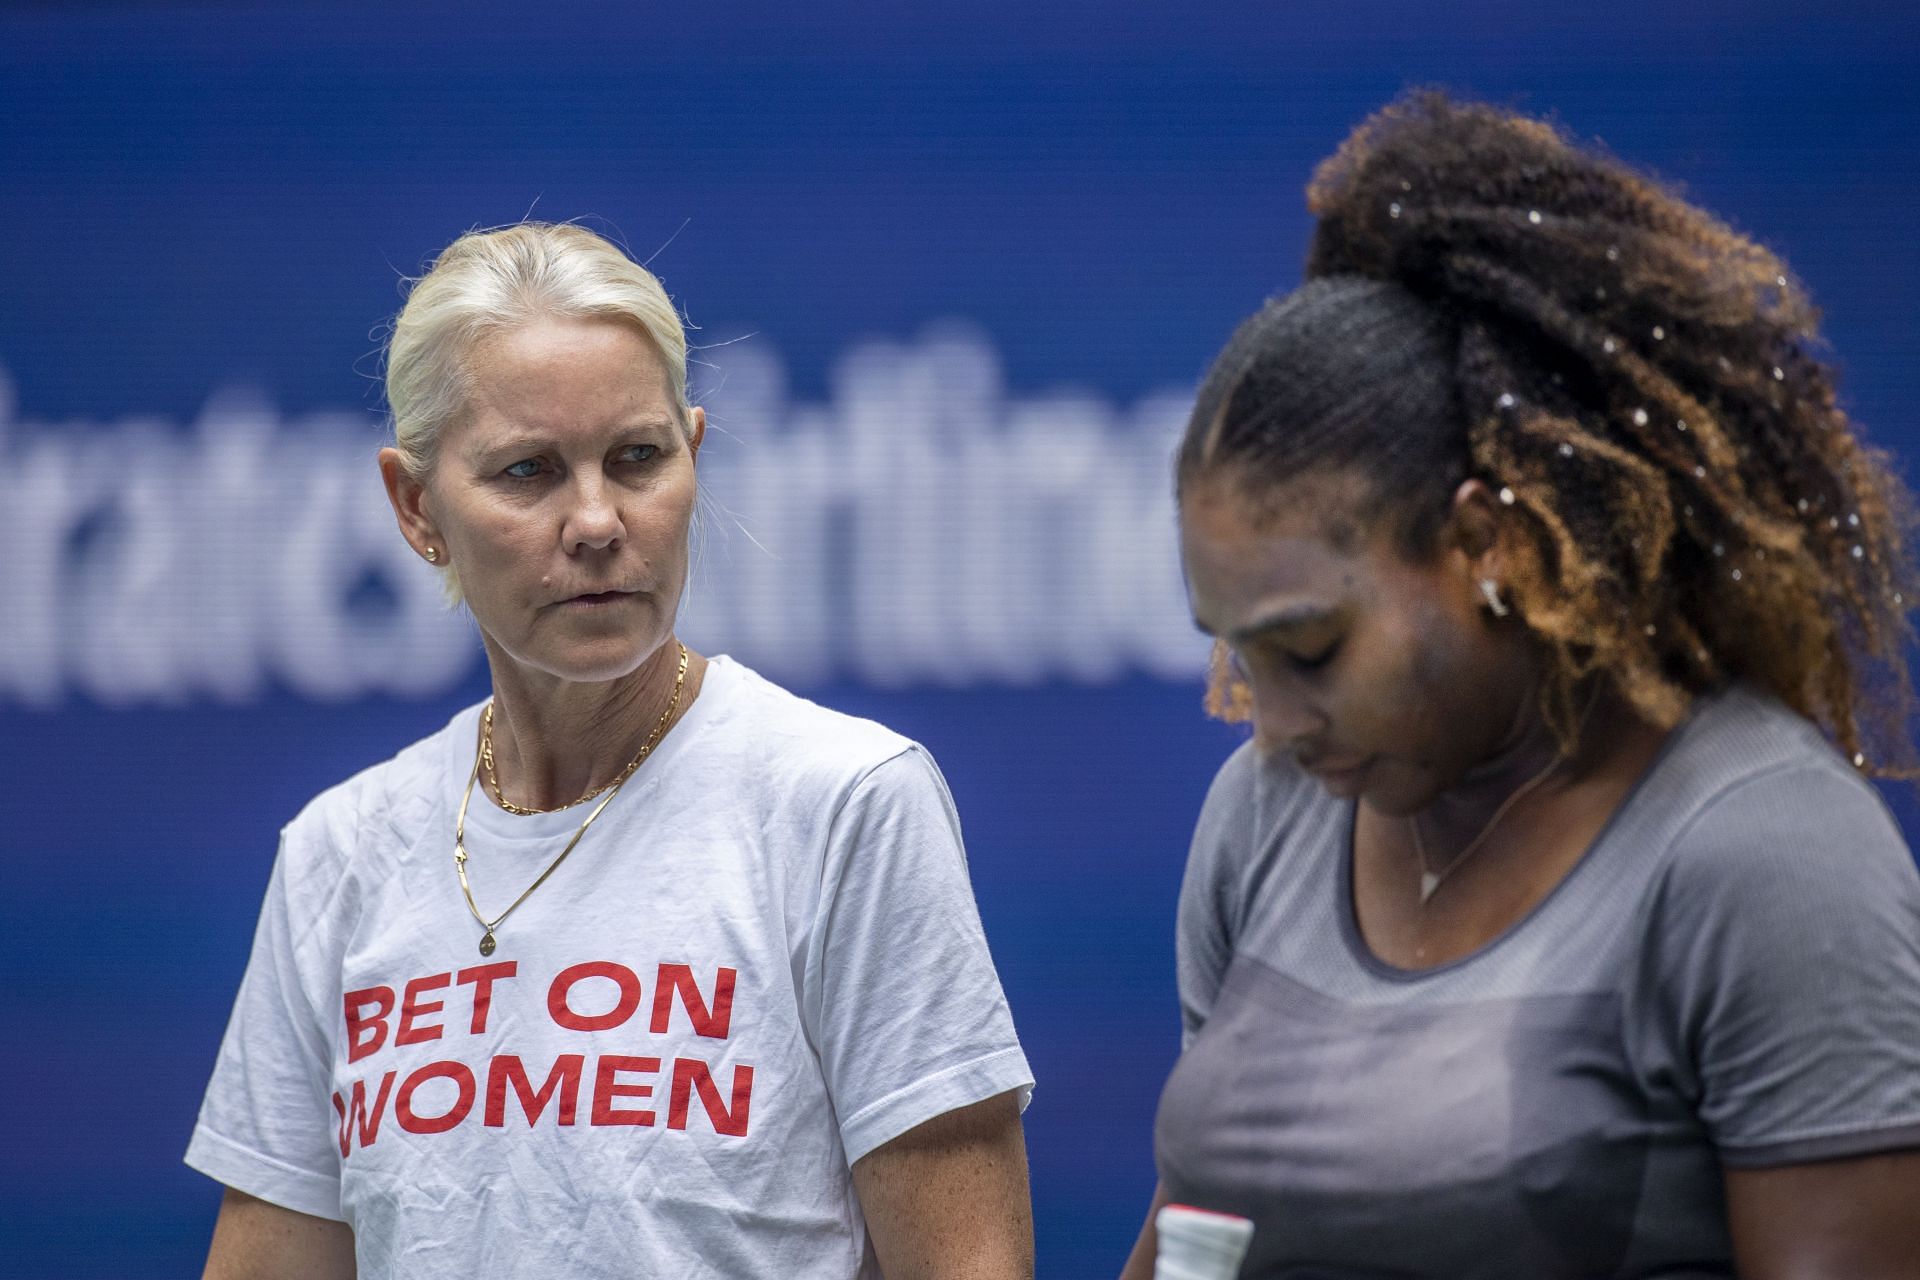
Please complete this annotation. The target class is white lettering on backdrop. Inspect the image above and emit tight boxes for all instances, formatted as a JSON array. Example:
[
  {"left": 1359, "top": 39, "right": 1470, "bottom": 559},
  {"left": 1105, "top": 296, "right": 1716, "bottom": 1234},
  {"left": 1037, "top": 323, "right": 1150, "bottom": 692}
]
[{"left": 0, "top": 326, "right": 1205, "bottom": 706}]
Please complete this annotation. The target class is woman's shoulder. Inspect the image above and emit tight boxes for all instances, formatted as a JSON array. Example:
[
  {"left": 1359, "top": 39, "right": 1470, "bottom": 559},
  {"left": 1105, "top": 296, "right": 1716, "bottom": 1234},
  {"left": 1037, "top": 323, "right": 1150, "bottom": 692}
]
[
  {"left": 1193, "top": 737, "right": 1327, "bottom": 853},
  {"left": 699, "top": 656, "right": 924, "bottom": 785},
  {"left": 1184, "top": 737, "right": 1337, "bottom": 919},
  {"left": 1662, "top": 683, "right": 1859, "bottom": 783},
  {"left": 278, "top": 702, "right": 476, "bottom": 869},
  {"left": 1632, "top": 690, "right": 1920, "bottom": 1159},
  {"left": 1651, "top": 684, "right": 1914, "bottom": 902},
  {"left": 1658, "top": 685, "right": 1893, "bottom": 827}
]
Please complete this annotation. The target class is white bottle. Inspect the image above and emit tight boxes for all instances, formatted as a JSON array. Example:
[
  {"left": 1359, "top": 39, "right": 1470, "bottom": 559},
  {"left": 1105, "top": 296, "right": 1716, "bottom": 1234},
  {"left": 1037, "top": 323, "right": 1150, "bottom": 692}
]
[{"left": 1154, "top": 1203, "right": 1255, "bottom": 1280}]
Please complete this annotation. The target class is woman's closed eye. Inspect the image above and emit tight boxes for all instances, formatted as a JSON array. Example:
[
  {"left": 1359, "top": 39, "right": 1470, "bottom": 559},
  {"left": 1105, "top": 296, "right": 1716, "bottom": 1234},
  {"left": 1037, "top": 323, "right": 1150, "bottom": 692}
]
[
  {"left": 1232, "top": 637, "right": 1341, "bottom": 680},
  {"left": 1283, "top": 640, "right": 1342, "bottom": 673}
]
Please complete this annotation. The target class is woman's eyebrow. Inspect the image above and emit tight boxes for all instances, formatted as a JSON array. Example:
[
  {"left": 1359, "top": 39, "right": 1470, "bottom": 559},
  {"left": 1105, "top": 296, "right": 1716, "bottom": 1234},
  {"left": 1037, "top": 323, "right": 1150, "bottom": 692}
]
[
  {"left": 473, "top": 433, "right": 553, "bottom": 454},
  {"left": 1229, "top": 604, "right": 1341, "bottom": 644},
  {"left": 1194, "top": 602, "right": 1340, "bottom": 642},
  {"left": 467, "top": 420, "right": 679, "bottom": 461}
]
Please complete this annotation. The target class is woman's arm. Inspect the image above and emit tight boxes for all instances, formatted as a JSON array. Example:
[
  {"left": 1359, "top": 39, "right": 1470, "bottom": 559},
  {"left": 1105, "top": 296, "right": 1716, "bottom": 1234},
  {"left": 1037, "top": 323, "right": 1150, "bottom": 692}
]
[
  {"left": 1725, "top": 1151, "right": 1920, "bottom": 1279},
  {"left": 851, "top": 1091, "right": 1032, "bottom": 1280},
  {"left": 203, "top": 1188, "right": 355, "bottom": 1280},
  {"left": 1116, "top": 1180, "right": 1173, "bottom": 1280}
]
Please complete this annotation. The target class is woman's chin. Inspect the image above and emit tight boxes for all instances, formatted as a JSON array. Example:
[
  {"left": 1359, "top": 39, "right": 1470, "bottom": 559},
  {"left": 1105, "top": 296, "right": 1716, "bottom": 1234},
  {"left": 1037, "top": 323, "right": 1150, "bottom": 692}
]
[
  {"left": 1351, "top": 771, "right": 1432, "bottom": 818},
  {"left": 486, "top": 637, "right": 668, "bottom": 688}
]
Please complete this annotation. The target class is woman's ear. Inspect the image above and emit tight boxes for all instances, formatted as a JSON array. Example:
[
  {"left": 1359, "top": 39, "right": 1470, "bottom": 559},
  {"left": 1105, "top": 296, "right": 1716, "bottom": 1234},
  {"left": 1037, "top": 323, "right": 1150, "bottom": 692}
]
[
  {"left": 1445, "top": 478, "right": 1509, "bottom": 580},
  {"left": 687, "top": 405, "right": 707, "bottom": 461},
  {"left": 378, "top": 448, "right": 446, "bottom": 565}
]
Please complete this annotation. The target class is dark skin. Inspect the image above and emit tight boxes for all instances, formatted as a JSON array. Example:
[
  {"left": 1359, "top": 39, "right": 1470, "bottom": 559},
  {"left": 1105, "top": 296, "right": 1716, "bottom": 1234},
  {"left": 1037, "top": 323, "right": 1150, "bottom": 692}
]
[{"left": 1117, "top": 469, "right": 1920, "bottom": 1279}]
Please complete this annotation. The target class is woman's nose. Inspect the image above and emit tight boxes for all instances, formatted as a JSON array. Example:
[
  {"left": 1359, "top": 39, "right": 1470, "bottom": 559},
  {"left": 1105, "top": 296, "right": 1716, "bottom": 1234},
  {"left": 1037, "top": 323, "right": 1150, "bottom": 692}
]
[
  {"left": 1252, "top": 683, "right": 1328, "bottom": 753},
  {"left": 564, "top": 479, "right": 625, "bottom": 553}
]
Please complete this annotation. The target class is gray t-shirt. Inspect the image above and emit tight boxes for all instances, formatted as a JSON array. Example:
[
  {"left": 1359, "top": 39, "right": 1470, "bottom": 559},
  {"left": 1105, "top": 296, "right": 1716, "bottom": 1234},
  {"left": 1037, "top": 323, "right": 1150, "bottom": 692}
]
[{"left": 1155, "top": 685, "right": 1920, "bottom": 1278}]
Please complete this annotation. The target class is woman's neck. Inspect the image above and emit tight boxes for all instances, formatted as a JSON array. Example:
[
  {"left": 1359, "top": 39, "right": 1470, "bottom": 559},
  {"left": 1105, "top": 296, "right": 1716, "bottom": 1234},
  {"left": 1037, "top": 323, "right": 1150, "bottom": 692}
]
[
  {"left": 480, "top": 638, "right": 706, "bottom": 811},
  {"left": 1411, "top": 684, "right": 1621, "bottom": 854}
]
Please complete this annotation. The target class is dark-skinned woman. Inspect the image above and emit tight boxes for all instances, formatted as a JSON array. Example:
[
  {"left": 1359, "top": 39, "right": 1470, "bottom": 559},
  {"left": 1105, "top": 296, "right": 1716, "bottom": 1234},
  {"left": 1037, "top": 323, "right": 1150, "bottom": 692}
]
[{"left": 1122, "top": 95, "right": 1920, "bottom": 1279}]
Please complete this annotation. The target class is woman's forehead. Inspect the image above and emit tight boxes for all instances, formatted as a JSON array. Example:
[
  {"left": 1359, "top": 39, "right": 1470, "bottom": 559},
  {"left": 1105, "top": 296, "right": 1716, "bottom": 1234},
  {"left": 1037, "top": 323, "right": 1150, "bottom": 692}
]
[
  {"left": 1184, "top": 465, "right": 1385, "bottom": 551},
  {"left": 1180, "top": 470, "right": 1452, "bottom": 628},
  {"left": 466, "top": 317, "right": 669, "bottom": 395},
  {"left": 448, "top": 323, "right": 680, "bottom": 442},
  {"left": 1184, "top": 499, "right": 1361, "bottom": 628}
]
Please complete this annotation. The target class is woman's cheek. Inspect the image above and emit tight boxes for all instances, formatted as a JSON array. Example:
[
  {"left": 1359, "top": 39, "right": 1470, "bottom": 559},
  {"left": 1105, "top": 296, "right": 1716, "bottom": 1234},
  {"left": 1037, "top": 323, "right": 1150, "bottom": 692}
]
[{"left": 1391, "top": 610, "right": 1471, "bottom": 752}]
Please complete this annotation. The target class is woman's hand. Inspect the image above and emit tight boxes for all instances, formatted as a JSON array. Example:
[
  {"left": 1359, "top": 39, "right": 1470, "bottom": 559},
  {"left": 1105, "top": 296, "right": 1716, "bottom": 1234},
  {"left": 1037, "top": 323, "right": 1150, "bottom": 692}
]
[
  {"left": 203, "top": 1187, "right": 355, "bottom": 1280},
  {"left": 1726, "top": 1149, "right": 1920, "bottom": 1278},
  {"left": 851, "top": 1090, "right": 1033, "bottom": 1279}
]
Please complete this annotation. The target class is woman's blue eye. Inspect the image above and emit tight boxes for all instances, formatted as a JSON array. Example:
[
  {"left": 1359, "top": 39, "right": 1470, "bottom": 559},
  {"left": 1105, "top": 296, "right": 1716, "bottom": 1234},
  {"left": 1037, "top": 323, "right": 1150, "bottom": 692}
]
[
  {"left": 623, "top": 444, "right": 659, "bottom": 463},
  {"left": 504, "top": 459, "right": 542, "bottom": 479}
]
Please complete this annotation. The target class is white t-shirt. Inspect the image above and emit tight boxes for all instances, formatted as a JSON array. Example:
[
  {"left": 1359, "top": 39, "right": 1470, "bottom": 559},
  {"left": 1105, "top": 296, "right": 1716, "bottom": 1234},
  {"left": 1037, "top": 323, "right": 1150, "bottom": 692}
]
[{"left": 186, "top": 656, "right": 1034, "bottom": 1280}]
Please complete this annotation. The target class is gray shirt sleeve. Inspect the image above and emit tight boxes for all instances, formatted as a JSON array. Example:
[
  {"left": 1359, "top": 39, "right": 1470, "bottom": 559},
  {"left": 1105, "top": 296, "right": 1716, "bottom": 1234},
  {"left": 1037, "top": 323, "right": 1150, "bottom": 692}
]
[
  {"left": 1176, "top": 742, "right": 1261, "bottom": 1047},
  {"left": 1644, "top": 760, "right": 1920, "bottom": 1166}
]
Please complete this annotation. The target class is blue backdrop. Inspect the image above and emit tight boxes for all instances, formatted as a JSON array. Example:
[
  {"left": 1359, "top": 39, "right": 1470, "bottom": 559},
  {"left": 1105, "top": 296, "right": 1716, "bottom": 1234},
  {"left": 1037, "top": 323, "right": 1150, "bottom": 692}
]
[{"left": 4, "top": 3, "right": 1918, "bottom": 1276}]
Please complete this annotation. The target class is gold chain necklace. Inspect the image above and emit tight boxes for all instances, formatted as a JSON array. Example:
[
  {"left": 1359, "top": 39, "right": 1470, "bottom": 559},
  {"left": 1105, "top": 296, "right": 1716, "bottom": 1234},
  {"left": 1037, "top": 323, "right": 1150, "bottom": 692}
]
[
  {"left": 1407, "top": 749, "right": 1565, "bottom": 905},
  {"left": 482, "top": 706, "right": 611, "bottom": 815},
  {"left": 1406, "top": 695, "right": 1599, "bottom": 906},
  {"left": 454, "top": 645, "right": 688, "bottom": 956}
]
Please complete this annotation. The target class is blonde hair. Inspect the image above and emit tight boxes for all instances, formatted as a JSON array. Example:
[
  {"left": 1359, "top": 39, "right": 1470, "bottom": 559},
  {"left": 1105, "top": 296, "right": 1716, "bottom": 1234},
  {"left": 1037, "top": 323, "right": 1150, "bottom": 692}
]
[
  {"left": 384, "top": 222, "right": 692, "bottom": 602},
  {"left": 386, "top": 221, "right": 689, "bottom": 478}
]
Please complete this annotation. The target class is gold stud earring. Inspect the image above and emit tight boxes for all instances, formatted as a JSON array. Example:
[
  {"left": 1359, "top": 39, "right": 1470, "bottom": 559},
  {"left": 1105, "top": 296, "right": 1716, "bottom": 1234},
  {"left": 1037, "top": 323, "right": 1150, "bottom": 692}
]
[{"left": 425, "top": 547, "right": 440, "bottom": 563}]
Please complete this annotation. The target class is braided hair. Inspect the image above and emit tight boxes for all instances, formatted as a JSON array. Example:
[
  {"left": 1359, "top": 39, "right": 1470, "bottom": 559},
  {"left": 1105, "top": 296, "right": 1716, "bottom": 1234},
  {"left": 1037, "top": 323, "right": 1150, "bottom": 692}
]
[{"left": 1179, "top": 92, "right": 1920, "bottom": 776}]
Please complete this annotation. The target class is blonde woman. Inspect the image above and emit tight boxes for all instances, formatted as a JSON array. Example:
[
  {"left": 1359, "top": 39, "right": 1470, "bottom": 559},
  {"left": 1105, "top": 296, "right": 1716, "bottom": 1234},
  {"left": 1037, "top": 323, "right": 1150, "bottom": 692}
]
[{"left": 187, "top": 223, "right": 1035, "bottom": 1279}]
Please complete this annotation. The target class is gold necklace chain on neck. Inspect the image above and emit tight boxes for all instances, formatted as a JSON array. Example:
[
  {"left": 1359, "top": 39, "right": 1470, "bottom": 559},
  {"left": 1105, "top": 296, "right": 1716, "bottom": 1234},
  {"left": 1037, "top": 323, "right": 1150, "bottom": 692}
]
[
  {"left": 483, "top": 692, "right": 658, "bottom": 816},
  {"left": 1407, "top": 749, "right": 1565, "bottom": 906},
  {"left": 454, "top": 644, "right": 688, "bottom": 956},
  {"left": 1406, "top": 692, "right": 1602, "bottom": 906}
]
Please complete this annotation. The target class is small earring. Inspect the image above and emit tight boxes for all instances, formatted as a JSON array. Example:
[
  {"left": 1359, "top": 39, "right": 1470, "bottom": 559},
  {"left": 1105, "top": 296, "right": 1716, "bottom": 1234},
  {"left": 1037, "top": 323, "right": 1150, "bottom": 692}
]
[
  {"left": 424, "top": 547, "right": 440, "bottom": 563},
  {"left": 1479, "top": 578, "right": 1511, "bottom": 618}
]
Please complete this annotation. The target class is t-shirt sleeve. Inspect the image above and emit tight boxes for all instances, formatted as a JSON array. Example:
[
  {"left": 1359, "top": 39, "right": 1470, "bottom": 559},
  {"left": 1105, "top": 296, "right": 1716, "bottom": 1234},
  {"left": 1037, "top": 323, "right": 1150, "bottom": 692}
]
[
  {"left": 805, "top": 746, "right": 1034, "bottom": 1165},
  {"left": 1176, "top": 742, "right": 1259, "bottom": 1048},
  {"left": 184, "top": 835, "right": 345, "bottom": 1219},
  {"left": 1648, "top": 762, "right": 1920, "bottom": 1167}
]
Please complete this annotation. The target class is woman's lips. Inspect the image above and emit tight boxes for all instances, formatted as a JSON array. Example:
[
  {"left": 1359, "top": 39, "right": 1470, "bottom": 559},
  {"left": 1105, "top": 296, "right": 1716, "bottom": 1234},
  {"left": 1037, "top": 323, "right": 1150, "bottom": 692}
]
[
  {"left": 1303, "top": 757, "right": 1371, "bottom": 796},
  {"left": 560, "top": 590, "right": 634, "bottom": 607}
]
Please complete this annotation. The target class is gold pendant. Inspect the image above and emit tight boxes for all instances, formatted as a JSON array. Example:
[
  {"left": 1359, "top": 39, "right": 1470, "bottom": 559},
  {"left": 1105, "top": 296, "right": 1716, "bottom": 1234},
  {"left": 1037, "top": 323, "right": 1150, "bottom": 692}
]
[{"left": 479, "top": 931, "right": 497, "bottom": 957}]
